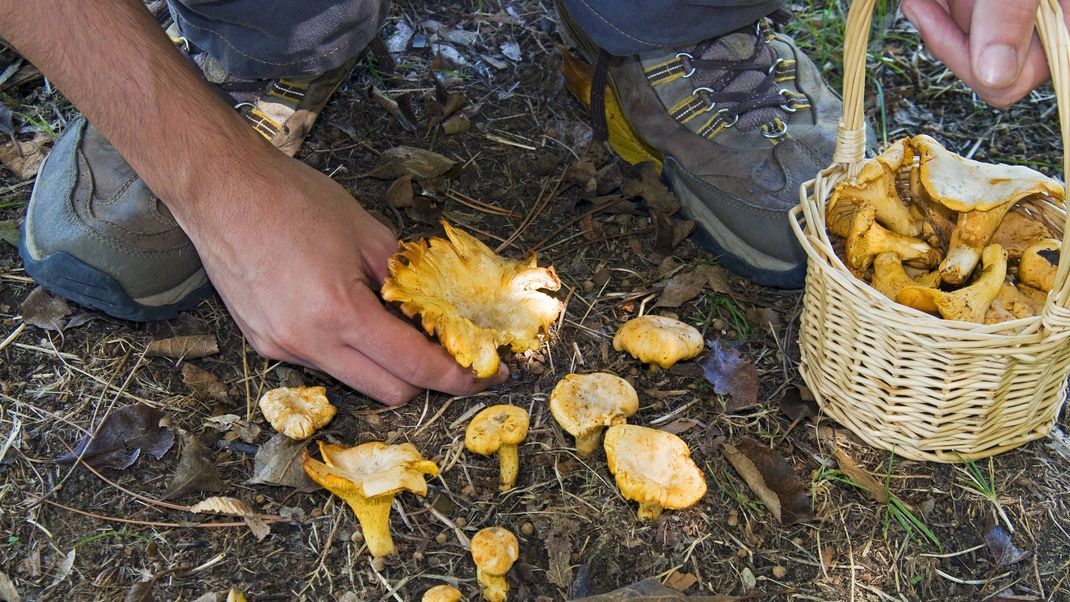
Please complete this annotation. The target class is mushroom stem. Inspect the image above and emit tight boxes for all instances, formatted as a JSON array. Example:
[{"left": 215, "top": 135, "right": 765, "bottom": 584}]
[
  {"left": 574, "top": 428, "right": 603, "bottom": 458},
  {"left": 477, "top": 569, "right": 510, "bottom": 602},
  {"left": 347, "top": 494, "right": 397, "bottom": 557},
  {"left": 498, "top": 444, "right": 519, "bottom": 491},
  {"left": 637, "top": 502, "right": 664, "bottom": 521}
]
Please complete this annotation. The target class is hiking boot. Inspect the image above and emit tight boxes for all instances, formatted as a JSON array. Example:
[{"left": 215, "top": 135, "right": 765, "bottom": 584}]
[
  {"left": 19, "top": 39, "right": 362, "bottom": 322},
  {"left": 558, "top": 3, "right": 841, "bottom": 288}
]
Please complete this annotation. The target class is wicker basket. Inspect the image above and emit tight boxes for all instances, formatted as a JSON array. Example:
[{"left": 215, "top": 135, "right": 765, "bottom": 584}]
[{"left": 788, "top": 0, "right": 1070, "bottom": 462}]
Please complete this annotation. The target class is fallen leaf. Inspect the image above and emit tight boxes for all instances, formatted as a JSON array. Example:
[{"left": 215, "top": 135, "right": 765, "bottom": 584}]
[
  {"left": 247, "top": 433, "right": 316, "bottom": 489},
  {"left": 441, "top": 113, "right": 470, "bottom": 135},
  {"left": 622, "top": 162, "right": 679, "bottom": 214},
  {"left": 0, "top": 570, "right": 19, "bottom": 602},
  {"left": 656, "top": 270, "right": 707, "bottom": 308},
  {"left": 191, "top": 496, "right": 269, "bottom": 541},
  {"left": 664, "top": 570, "right": 697, "bottom": 592},
  {"left": 442, "top": 92, "right": 467, "bottom": 117},
  {"left": 181, "top": 363, "right": 229, "bottom": 402},
  {"left": 695, "top": 264, "right": 732, "bottom": 295},
  {"left": 723, "top": 438, "right": 813, "bottom": 525},
  {"left": 363, "top": 146, "right": 460, "bottom": 180},
  {"left": 778, "top": 386, "right": 818, "bottom": 422},
  {"left": 125, "top": 578, "right": 155, "bottom": 602},
  {"left": 145, "top": 335, "right": 219, "bottom": 359},
  {"left": 48, "top": 549, "right": 74, "bottom": 588},
  {"left": 701, "top": 339, "right": 759, "bottom": 412},
  {"left": 405, "top": 196, "right": 444, "bottom": 225},
  {"left": 652, "top": 211, "right": 676, "bottom": 254},
  {"left": 545, "top": 518, "right": 578, "bottom": 589},
  {"left": 56, "top": 404, "right": 174, "bottom": 470},
  {"left": 385, "top": 174, "right": 414, "bottom": 209},
  {"left": 984, "top": 523, "right": 1031, "bottom": 566},
  {"left": 832, "top": 447, "right": 888, "bottom": 504},
  {"left": 19, "top": 286, "right": 70, "bottom": 331},
  {"left": 163, "top": 433, "right": 223, "bottom": 500},
  {"left": 367, "top": 86, "right": 418, "bottom": 132},
  {"left": 0, "top": 219, "right": 18, "bottom": 248},
  {"left": 0, "top": 132, "right": 50, "bottom": 180}
]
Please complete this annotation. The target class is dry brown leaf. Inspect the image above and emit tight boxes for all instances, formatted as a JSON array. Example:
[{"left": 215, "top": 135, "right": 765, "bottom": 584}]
[
  {"left": 544, "top": 518, "right": 578, "bottom": 589},
  {"left": 363, "top": 146, "right": 460, "bottom": 180},
  {"left": 247, "top": 433, "right": 317, "bottom": 489},
  {"left": 367, "top": 86, "right": 418, "bottom": 132},
  {"left": 695, "top": 264, "right": 732, "bottom": 295},
  {"left": 19, "top": 286, "right": 70, "bottom": 332},
  {"left": 125, "top": 578, "right": 155, "bottom": 602},
  {"left": 622, "top": 162, "right": 679, "bottom": 214},
  {"left": 832, "top": 447, "right": 888, "bottom": 504},
  {"left": 190, "top": 496, "right": 269, "bottom": 541},
  {"left": 0, "top": 571, "right": 20, "bottom": 602},
  {"left": 146, "top": 335, "right": 219, "bottom": 359},
  {"left": 441, "top": 113, "right": 470, "bottom": 135},
  {"left": 405, "top": 196, "right": 444, "bottom": 225},
  {"left": 779, "top": 386, "right": 818, "bottom": 422},
  {"left": 701, "top": 340, "right": 759, "bottom": 412},
  {"left": 0, "top": 132, "right": 50, "bottom": 180},
  {"left": 655, "top": 270, "right": 707, "bottom": 308},
  {"left": 164, "top": 433, "right": 223, "bottom": 500},
  {"left": 180, "top": 363, "right": 229, "bottom": 402},
  {"left": 664, "top": 570, "right": 698, "bottom": 592},
  {"left": 55, "top": 404, "right": 174, "bottom": 470},
  {"left": 723, "top": 438, "right": 813, "bottom": 525},
  {"left": 386, "top": 174, "right": 415, "bottom": 209}
]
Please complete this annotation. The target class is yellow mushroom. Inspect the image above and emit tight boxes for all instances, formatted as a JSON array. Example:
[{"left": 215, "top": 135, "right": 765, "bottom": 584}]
[
  {"left": 603, "top": 425, "right": 707, "bottom": 521},
  {"left": 871, "top": 252, "right": 942, "bottom": 301},
  {"left": 381, "top": 221, "right": 564, "bottom": 378},
  {"left": 984, "top": 282, "right": 1042, "bottom": 324},
  {"left": 465, "top": 405, "right": 529, "bottom": 491},
  {"left": 1019, "top": 238, "right": 1060, "bottom": 293},
  {"left": 913, "top": 134, "right": 1064, "bottom": 284},
  {"left": 422, "top": 584, "right": 463, "bottom": 602},
  {"left": 258, "top": 386, "right": 337, "bottom": 440},
  {"left": 990, "top": 211, "right": 1054, "bottom": 259},
  {"left": 302, "top": 441, "right": 438, "bottom": 557},
  {"left": 470, "top": 527, "right": 519, "bottom": 602},
  {"left": 828, "top": 138, "right": 920, "bottom": 237},
  {"left": 549, "top": 372, "right": 639, "bottom": 457},
  {"left": 896, "top": 244, "right": 1008, "bottom": 322},
  {"left": 845, "top": 203, "right": 940, "bottom": 273},
  {"left": 612, "top": 314, "right": 703, "bottom": 368}
]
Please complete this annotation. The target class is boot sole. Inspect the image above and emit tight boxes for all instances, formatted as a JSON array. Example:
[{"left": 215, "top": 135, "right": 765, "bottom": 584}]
[{"left": 18, "top": 230, "right": 214, "bottom": 323}]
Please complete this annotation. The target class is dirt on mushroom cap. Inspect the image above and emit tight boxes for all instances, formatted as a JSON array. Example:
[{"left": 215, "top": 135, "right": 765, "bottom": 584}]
[{"left": 603, "top": 425, "right": 707, "bottom": 512}]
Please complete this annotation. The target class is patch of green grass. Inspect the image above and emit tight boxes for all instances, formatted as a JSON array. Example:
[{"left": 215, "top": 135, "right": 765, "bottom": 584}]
[
  {"left": 72, "top": 530, "right": 150, "bottom": 549},
  {"left": 697, "top": 292, "right": 751, "bottom": 341},
  {"left": 956, "top": 456, "right": 1013, "bottom": 532}
]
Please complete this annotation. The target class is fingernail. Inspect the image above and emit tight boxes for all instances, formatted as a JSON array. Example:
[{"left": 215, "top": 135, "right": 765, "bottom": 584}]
[{"left": 978, "top": 44, "right": 1020, "bottom": 88}]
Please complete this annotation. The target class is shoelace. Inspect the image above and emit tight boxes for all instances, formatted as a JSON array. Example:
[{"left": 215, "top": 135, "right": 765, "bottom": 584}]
[{"left": 589, "top": 20, "right": 797, "bottom": 141}]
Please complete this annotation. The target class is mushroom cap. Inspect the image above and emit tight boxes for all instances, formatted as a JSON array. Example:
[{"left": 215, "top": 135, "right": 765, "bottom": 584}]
[
  {"left": 258, "top": 386, "right": 337, "bottom": 440},
  {"left": 845, "top": 204, "right": 939, "bottom": 272},
  {"left": 898, "top": 244, "right": 1009, "bottom": 322},
  {"left": 612, "top": 315, "right": 703, "bottom": 368},
  {"left": 549, "top": 373, "right": 639, "bottom": 439},
  {"left": 871, "top": 253, "right": 940, "bottom": 301},
  {"left": 603, "top": 425, "right": 707, "bottom": 512},
  {"left": 465, "top": 405, "right": 530, "bottom": 456},
  {"left": 985, "top": 282, "right": 1042, "bottom": 324},
  {"left": 1019, "top": 238, "right": 1060, "bottom": 293},
  {"left": 829, "top": 139, "right": 919, "bottom": 237},
  {"left": 915, "top": 134, "right": 1064, "bottom": 212},
  {"left": 381, "top": 221, "right": 564, "bottom": 378},
  {"left": 470, "top": 527, "right": 519, "bottom": 576},
  {"left": 302, "top": 440, "right": 439, "bottom": 499},
  {"left": 990, "top": 210, "right": 1054, "bottom": 259},
  {"left": 422, "top": 585, "right": 463, "bottom": 602}
]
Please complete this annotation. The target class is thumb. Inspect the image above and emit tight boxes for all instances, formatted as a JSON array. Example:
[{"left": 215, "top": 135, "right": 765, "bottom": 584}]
[{"left": 970, "top": 0, "right": 1040, "bottom": 89}]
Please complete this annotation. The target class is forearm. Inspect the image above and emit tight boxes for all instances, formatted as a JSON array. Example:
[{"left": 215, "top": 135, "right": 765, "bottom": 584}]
[{"left": 0, "top": 0, "right": 278, "bottom": 232}]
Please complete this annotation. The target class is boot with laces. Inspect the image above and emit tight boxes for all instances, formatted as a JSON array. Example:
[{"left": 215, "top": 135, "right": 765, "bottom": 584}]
[{"left": 559, "top": 3, "right": 841, "bottom": 287}]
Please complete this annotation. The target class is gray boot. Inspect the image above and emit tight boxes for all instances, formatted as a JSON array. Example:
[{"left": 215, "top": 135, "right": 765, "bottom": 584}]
[
  {"left": 19, "top": 56, "right": 360, "bottom": 321},
  {"left": 559, "top": 5, "right": 841, "bottom": 288}
]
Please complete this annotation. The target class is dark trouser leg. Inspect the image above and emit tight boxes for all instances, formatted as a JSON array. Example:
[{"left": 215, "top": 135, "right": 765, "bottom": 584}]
[
  {"left": 167, "top": 0, "right": 390, "bottom": 79},
  {"left": 559, "top": 0, "right": 782, "bottom": 55}
]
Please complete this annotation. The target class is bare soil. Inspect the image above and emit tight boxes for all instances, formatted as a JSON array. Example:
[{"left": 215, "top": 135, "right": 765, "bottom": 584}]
[{"left": 1, "top": 2, "right": 1068, "bottom": 601}]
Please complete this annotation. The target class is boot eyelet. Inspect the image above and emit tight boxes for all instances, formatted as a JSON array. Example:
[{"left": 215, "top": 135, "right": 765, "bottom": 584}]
[
  {"left": 715, "top": 108, "right": 739, "bottom": 128},
  {"left": 779, "top": 89, "right": 798, "bottom": 113},
  {"left": 762, "top": 120, "right": 788, "bottom": 138},
  {"left": 676, "top": 52, "right": 696, "bottom": 78},
  {"left": 694, "top": 86, "right": 717, "bottom": 111},
  {"left": 767, "top": 58, "right": 784, "bottom": 75}
]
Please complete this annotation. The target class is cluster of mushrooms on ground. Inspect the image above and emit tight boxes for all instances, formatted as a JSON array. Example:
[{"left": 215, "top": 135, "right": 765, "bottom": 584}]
[
  {"left": 255, "top": 222, "right": 709, "bottom": 601},
  {"left": 826, "top": 134, "right": 1065, "bottom": 323}
]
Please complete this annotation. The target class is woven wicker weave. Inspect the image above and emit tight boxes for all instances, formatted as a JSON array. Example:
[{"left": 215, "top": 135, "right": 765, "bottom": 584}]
[{"left": 788, "top": 0, "right": 1070, "bottom": 462}]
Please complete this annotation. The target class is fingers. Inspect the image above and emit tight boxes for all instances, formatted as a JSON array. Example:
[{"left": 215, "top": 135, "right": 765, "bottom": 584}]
[
  {"left": 317, "top": 344, "right": 423, "bottom": 406},
  {"left": 968, "top": 0, "right": 1039, "bottom": 89},
  {"left": 902, "top": 0, "right": 972, "bottom": 77},
  {"left": 347, "top": 286, "right": 510, "bottom": 396}
]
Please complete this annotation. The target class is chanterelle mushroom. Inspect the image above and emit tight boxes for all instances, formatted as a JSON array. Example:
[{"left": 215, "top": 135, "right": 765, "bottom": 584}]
[
  {"left": 845, "top": 203, "right": 939, "bottom": 273},
  {"left": 612, "top": 315, "right": 703, "bottom": 368},
  {"left": 913, "top": 134, "right": 1065, "bottom": 284},
  {"left": 990, "top": 211, "right": 1054, "bottom": 259},
  {"left": 871, "top": 253, "right": 941, "bottom": 302},
  {"left": 381, "top": 221, "right": 564, "bottom": 378},
  {"left": 422, "top": 585, "right": 463, "bottom": 602},
  {"left": 1019, "top": 238, "right": 1060, "bottom": 293},
  {"left": 549, "top": 372, "right": 638, "bottom": 457},
  {"left": 603, "top": 425, "right": 707, "bottom": 521},
  {"left": 465, "top": 405, "right": 529, "bottom": 491},
  {"left": 258, "top": 386, "right": 337, "bottom": 440},
  {"left": 897, "top": 244, "right": 1008, "bottom": 322},
  {"left": 470, "top": 527, "right": 519, "bottom": 602},
  {"left": 828, "top": 138, "right": 920, "bottom": 236},
  {"left": 302, "top": 441, "right": 438, "bottom": 557},
  {"left": 984, "top": 282, "right": 1043, "bottom": 324}
]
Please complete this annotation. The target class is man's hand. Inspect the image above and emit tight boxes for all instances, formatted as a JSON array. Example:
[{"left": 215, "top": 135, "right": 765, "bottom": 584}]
[
  {"left": 187, "top": 154, "right": 506, "bottom": 406},
  {"left": 901, "top": 0, "right": 1069, "bottom": 108}
]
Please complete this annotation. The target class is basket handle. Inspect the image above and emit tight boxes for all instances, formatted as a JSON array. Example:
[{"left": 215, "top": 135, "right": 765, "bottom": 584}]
[{"left": 835, "top": 0, "right": 1070, "bottom": 312}]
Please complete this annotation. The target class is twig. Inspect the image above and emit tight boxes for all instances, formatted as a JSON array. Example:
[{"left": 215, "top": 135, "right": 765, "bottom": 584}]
[
  {"left": 444, "top": 189, "right": 515, "bottom": 217},
  {"left": 495, "top": 168, "right": 566, "bottom": 253},
  {"left": 524, "top": 196, "right": 634, "bottom": 256},
  {"left": 0, "top": 322, "right": 26, "bottom": 352},
  {"left": 42, "top": 499, "right": 262, "bottom": 529}
]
